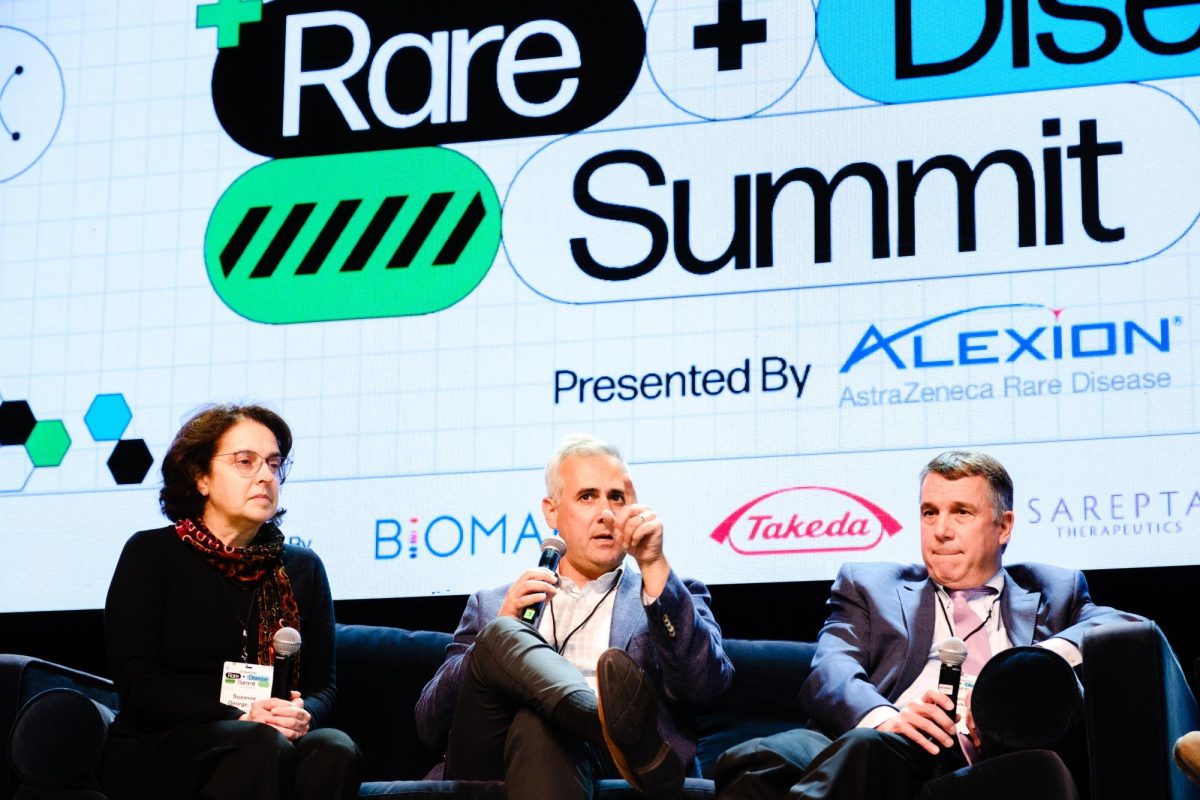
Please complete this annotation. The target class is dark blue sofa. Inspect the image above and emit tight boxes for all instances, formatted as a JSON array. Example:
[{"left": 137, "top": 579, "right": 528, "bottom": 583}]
[
  {"left": 1, "top": 626, "right": 812, "bottom": 799},
  {"left": 4, "top": 621, "right": 1197, "bottom": 799}
]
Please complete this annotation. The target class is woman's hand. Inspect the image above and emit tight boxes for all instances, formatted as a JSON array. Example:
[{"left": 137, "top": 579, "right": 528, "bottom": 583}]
[{"left": 241, "top": 693, "right": 311, "bottom": 740}]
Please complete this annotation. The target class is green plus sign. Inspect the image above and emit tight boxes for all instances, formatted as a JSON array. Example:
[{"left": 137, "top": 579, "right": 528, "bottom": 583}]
[{"left": 197, "top": 0, "right": 263, "bottom": 49}]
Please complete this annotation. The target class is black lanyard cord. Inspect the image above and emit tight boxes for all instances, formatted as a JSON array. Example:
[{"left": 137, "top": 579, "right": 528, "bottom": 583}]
[
  {"left": 937, "top": 589, "right": 996, "bottom": 644},
  {"left": 550, "top": 576, "right": 621, "bottom": 656}
]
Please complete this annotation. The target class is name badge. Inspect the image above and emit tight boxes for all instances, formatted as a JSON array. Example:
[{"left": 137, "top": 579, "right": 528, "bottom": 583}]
[
  {"left": 220, "top": 661, "right": 274, "bottom": 713},
  {"left": 956, "top": 673, "right": 978, "bottom": 734}
]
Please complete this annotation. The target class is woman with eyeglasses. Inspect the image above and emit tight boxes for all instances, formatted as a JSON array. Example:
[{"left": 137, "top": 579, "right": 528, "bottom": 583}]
[{"left": 100, "top": 404, "right": 362, "bottom": 800}]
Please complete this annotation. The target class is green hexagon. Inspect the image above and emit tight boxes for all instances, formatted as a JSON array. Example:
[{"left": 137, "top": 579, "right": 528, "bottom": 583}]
[{"left": 25, "top": 419, "right": 71, "bottom": 467}]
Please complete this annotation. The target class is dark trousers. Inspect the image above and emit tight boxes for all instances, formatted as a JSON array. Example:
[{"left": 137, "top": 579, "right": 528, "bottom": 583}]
[
  {"left": 715, "top": 728, "right": 1077, "bottom": 800},
  {"left": 101, "top": 721, "right": 363, "bottom": 800},
  {"left": 443, "top": 616, "right": 616, "bottom": 799}
]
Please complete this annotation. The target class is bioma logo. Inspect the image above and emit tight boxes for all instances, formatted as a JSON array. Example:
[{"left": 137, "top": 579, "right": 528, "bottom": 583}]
[{"left": 711, "top": 486, "right": 902, "bottom": 556}]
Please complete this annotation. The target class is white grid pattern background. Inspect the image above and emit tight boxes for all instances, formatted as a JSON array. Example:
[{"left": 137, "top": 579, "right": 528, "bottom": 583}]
[{"left": 0, "top": 0, "right": 1197, "bottom": 607}]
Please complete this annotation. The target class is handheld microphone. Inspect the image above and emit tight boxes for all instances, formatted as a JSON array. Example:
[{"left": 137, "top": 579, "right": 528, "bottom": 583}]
[
  {"left": 271, "top": 626, "right": 301, "bottom": 700},
  {"left": 520, "top": 537, "right": 567, "bottom": 626},
  {"left": 937, "top": 637, "right": 968, "bottom": 713}
]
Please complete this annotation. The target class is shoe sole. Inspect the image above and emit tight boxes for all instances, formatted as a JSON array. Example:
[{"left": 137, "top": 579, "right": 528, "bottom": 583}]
[
  {"left": 1176, "top": 741, "right": 1200, "bottom": 785},
  {"left": 597, "top": 650, "right": 681, "bottom": 798}
]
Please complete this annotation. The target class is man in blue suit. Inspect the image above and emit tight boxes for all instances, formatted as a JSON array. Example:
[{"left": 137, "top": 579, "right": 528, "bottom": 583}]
[
  {"left": 416, "top": 434, "right": 734, "bottom": 799},
  {"left": 716, "top": 450, "right": 1141, "bottom": 799}
]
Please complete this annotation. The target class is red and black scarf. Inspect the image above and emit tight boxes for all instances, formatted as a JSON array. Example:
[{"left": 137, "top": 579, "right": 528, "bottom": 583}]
[{"left": 175, "top": 518, "right": 302, "bottom": 686}]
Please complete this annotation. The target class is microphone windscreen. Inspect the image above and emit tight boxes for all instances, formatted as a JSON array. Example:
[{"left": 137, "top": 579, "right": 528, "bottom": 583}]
[
  {"left": 541, "top": 536, "right": 567, "bottom": 556},
  {"left": 273, "top": 626, "right": 302, "bottom": 657},
  {"left": 938, "top": 637, "right": 968, "bottom": 667},
  {"left": 972, "top": 646, "right": 1084, "bottom": 753}
]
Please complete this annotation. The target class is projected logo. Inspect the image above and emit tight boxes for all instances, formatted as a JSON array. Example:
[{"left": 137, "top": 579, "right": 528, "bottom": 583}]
[
  {"left": 196, "top": 0, "right": 641, "bottom": 320},
  {"left": 0, "top": 393, "right": 154, "bottom": 493},
  {"left": 204, "top": 149, "right": 500, "bottom": 323},
  {"left": 645, "top": 0, "right": 816, "bottom": 120},
  {"left": 374, "top": 512, "right": 548, "bottom": 561},
  {"left": 0, "top": 27, "right": 65, "bottom": 183},
  {"left": 1026, "top": 485, "right": 1199, "bottom": 539},
  {"left": 82, "top": 393, "right": 154, "bottom": 486},
  {"left": 839, "top": 303, "right": 1178, "bottom": 373},
  {"left": 0, "top": 398, "right": 70, "bottom": 493},
  {"left": 504, "top": 84, "right": 1200, "bottom": 303},
  {"left": 202, "top": 0, "right": 645, "bottom": 156},
  {"left": 710, "top": 486, "right": 902, "bottom": 555},
  {"left": 819, "top": 0, "right": 1200, "bottom": 103}
]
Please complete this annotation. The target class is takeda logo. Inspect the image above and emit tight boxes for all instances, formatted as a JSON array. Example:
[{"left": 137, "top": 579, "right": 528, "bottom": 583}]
[{"left": 710, "top": 486, "right": 902, "bottom": 555}]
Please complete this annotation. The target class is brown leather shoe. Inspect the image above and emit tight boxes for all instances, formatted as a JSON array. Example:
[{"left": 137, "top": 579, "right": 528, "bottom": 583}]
[
  {"left": 1176, "top": 731, "right": 1200, "bottom": 784},
  {"left": 597, "top": 648, "right": 684, "bottom": 799}
]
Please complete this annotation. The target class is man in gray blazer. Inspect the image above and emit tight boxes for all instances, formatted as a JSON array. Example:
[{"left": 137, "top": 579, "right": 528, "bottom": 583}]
[
  {"left": 416, "top": 434, "right": 734, "bottom": 799},
  {"left": 716, "top": 450, "right": 1141, "bottom": 800}
]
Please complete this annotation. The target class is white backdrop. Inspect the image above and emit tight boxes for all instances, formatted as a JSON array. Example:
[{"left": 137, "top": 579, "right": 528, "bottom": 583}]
[{"left": 1, "top": 0, "right": 1197, "bottom": 611}]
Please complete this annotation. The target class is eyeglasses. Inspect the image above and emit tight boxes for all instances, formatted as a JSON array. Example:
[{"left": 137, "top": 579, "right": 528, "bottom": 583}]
[{"left": 213, "top": 450, "right": 292, "bottom": 483}]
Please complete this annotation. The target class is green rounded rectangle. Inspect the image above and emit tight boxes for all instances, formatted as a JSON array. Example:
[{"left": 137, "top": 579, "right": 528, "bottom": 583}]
[{"left": 205, "top": 148, "right": 501, "bottom": 323}]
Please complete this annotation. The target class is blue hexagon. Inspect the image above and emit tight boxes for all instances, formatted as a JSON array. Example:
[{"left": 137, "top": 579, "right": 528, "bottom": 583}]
[{"left": 84, "top": 393, "right": 132, "bottom": 441}]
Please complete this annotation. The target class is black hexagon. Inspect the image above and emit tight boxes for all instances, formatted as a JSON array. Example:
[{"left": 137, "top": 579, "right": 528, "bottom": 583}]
[
  {"left": 0, "top": 400, "right": 36, "bottom": 445},
  {"left": 107, "top": 439, "right": 154, "bottom": 485}
]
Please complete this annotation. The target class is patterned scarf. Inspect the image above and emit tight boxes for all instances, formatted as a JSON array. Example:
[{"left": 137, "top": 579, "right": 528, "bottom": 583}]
[{"left": 175, "top": 518, "right": 302, "bottom": 687}]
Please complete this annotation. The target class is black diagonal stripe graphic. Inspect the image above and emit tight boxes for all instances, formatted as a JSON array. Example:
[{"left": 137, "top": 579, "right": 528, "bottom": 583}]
[
  {"left": 433, "top": 192, "right": 486, "bottom": 266},
  {"left": 296, "top": 199, "right": 361, "bottom": 276},
  {"left": 220, "top": 206, "right": 270, "bottom": 277},
  {"left": 389, "top": 192, "right": 453, "bottom": 268},
  {"left": 251, "top": 202, "right": 316, "bottom": 279},
  {"left": 341, "top": 195, "right": 408, "bottom": 272}
]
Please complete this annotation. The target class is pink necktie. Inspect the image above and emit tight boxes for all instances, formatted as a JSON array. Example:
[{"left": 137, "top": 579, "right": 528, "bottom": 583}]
[
  {"left": 950, "top": 587, "right": 997, "bottom": 764},
  {"left": 950, "top": 587, "right": 995, "bottom": 675}
]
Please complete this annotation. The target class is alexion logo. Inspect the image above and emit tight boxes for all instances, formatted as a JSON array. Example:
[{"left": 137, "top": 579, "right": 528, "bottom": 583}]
[
  {"left": 710, "top": 486, "right": 902, "bottom": 555},
  {"left": 840, "top": 303, "right": 1175, "bottom": 373}
]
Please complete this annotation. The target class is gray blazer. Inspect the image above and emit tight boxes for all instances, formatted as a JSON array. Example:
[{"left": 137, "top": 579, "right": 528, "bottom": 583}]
[
  {"left": 798, "top": 561, "right": 1144, "bottom": 737},
  {"left": 415, "top": 566, "right": 735, "bottom": 768}
]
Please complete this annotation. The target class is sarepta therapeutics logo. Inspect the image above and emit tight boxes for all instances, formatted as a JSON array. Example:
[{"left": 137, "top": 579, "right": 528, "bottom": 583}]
[
  {"left": 711, "top": 486, "right": 902, "bottom": 555},
  {"left": 840, "top": 303, "right": 1174, "bottom": 373}
]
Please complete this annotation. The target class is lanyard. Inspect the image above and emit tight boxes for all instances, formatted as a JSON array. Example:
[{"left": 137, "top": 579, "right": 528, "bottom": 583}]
[
  {"left": 937, "top": 589, "right": 997, "bottom": 644},
  {"left": 550, "top": 574, "right": 621, "bottom": 656}
]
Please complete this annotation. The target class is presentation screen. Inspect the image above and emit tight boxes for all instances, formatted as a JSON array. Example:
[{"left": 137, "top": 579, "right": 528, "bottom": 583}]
[{"left": 2, "top": 0, "right": 1198, "bottom": 612}]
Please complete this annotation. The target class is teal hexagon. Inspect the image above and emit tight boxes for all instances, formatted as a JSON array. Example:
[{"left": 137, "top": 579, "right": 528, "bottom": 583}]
[
  {"left": 25, "top": 419, "right": 70, "bottom": 467},
  {"left": 84, "top": 393, "right": 131, "bottom": 441}
]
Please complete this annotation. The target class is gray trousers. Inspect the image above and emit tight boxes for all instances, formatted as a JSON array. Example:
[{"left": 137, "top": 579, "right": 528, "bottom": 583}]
[{"left": 443, "top": 616, "right": 617, "bottom": 799}]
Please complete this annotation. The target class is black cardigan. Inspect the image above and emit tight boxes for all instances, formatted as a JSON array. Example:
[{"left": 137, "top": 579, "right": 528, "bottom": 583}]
[{"left": 104, "top": 525, "right": 337, "bottom": 738}]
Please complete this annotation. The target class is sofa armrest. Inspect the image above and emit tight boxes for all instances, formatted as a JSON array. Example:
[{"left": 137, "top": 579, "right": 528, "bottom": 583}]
[
  {"left": 1, "top": 655, "right": 117, "bottom": 800},
  {"left": 8, "top": 688, "right": 115, "bottom": 796},
  {"left": 1082, "top": 621, "right": 1199, "bottom": 800}
]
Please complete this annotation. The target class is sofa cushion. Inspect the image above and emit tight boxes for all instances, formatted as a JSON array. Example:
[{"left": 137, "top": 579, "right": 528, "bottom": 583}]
[
  {"left": 333, "top": 624, "right": 453, "bottom": 781},
  {"left": 693, "top": 638, "right": 816, "bottom": 777}
]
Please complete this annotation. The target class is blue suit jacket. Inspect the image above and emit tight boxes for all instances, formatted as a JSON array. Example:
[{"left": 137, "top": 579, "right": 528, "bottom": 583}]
[
  {"left": 798, "top": 561, "right": 1144, "bottom": 737},
  {"left": 415, "top": 566, "right": 735, "bottom": 767}
]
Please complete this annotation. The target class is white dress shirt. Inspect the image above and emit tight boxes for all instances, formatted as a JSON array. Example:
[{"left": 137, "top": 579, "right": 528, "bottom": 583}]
[{"left": 537, "top": 566, "right": 625, "bottom": 694}]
